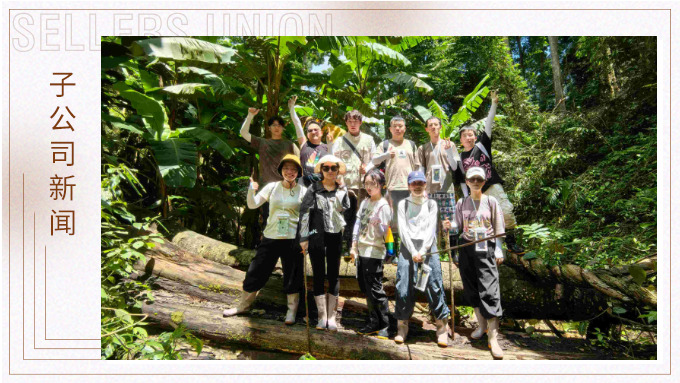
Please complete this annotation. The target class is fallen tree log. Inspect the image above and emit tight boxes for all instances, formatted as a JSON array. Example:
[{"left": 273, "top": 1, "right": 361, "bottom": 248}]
[
  {"left": 139, "top": 232, "right": 644, "bottom": 322},
  {"left": 142, "top": 289, "right": 593, "bottom": 360},
  {"left": 173, "top": 230, "right": 656, "bottom": 308}
]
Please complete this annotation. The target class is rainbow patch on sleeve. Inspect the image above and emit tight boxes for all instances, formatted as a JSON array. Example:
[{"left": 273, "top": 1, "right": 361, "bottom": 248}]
[{"left": 385, "top": 226, "right": 394, "bottom": 255}]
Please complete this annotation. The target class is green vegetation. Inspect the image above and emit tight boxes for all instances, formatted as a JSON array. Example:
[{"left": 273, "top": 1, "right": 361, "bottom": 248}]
[{"left": 101, "top": 36, "right": 656, "bottom": 359}]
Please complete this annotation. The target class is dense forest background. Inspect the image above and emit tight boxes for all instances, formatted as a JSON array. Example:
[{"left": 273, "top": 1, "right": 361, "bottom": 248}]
[{"left": 101, "top": 36, "right": 656, "bottom": 359}]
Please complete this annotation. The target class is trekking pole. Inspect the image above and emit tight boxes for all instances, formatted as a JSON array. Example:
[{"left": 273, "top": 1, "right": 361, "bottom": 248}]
[
  {"left": 444, "top": 225, "right": 455, "bottom": 340},
  {"left": 301, "top": 249, "right": 312, "bottom": 356},
  {"left": 422, "top": 233, "right": 506, "bottom": 256}
]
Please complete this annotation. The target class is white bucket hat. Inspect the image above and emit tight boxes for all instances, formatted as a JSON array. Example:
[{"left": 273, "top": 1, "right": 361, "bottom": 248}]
[{"left": 314, "top": 154, "right": 347, "bottom": 175}]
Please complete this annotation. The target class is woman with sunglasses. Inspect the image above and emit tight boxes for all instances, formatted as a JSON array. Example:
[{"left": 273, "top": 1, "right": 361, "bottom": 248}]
[
  {"left": 452, "top": 166, "right": 506, "bottom": 359},
  {"left": 299, "top": 155, "right": 351, "bottom": 331},
  {"left": 223, "top": 155, "right": 307, "bottom": 326},
  {"left": 349, "top": 169, "right": 392, "bottom": 339},
  {"left": 289, "top": 97, "right": 330, "bottom": 187}
]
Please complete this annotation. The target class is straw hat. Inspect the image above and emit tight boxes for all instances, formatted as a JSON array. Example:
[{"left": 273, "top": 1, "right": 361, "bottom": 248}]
[
  {"left": 277, "top": 154, "right": 303, "bottom": 176},
  {"left": 314, "top": 154, "right": 346, "bottom": 175}
]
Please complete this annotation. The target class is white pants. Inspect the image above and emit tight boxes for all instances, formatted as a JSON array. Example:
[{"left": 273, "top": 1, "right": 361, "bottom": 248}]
[{"left": 483, "top": 183, "right": 517, "bottom": 229}]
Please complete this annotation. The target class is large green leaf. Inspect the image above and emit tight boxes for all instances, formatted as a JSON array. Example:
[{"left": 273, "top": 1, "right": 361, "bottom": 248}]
[
  {"left": 150, "top": 138, "right": 197, "bottom": 188},
  {"left": 330, "top": 62, "right": 354, "bottom": 87},
  {"left": 161, "top": 83, "right": 211, "bottom": 98},
  {"left": 183, "top": 128, "right": 235, "bottom": 160},
  {"left": 273, "top": 36, "right": 308, "bottom": 59},
  {"left": 442, "top": 75, "right": 491, "bottom": 138},
  {"left": 383, "top": 72, "right": 433, "bottom": 94},
  {"left": 178, "top": 67, "right": 226, "bottom": 88},
  {"left": 350, "top": 41, "right": 411, "bottom": 67},
  {"left": 131, "top": 37, "right": 236, "bottom": 64},
  {"left": 414, "top": 105, "right": 432, "bottom": 122},
  {"left": 114, "top": 85, "right": 168, "bottom": 140}
]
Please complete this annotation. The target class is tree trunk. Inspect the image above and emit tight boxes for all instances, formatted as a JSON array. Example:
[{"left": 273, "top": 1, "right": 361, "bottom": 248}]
[
  {"left": 548, "top": 36, "right": 567, "bottom": 113},
  {"left": 167, "top": 230, "right": 656, "bottom": 321},
  {"left": 604, "top": 43, "right": 620, "bottom": 97},
  {"left": 141, "top": 288, "right": 593, "bottom": 360}
]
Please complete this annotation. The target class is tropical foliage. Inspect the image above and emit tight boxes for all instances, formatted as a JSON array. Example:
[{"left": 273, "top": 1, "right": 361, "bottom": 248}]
[{"left": 101, "top": 36, "right": 657, "bottom": 358}]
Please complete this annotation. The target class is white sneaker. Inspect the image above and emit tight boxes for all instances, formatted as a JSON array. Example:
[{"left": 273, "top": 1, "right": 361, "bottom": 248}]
[
  {"left": 284, "top": 293, "right": 299, "bottom": 325},
  {"left": 471, "top": 307, "right": 488, "bottom": 339},
  {"left": 314, "top": 295, "right": 327, "bottom": 330},
  {"left": 326, "top": 294, "right": 339, "bottom": 332},
  {"left": 223, "top": 291, "right": 258, "bottom": 317}
]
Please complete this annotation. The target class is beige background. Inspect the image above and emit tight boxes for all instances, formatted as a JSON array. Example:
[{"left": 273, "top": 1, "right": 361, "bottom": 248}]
[{"left": 1, "top": 1, "right": 673, "bottom": 380}]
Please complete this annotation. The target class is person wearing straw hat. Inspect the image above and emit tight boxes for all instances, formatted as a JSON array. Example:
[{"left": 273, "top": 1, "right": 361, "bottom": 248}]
[
  {"left": 394, "top": 171, "right": 451, "bottom": 347},
  {"left": 299, "top": 154, "right": 351, "bottom": 331},
  {"left": 453, "top": 166, "right": 506, "bottom": 359},
  {"left": 223, "top": 154, "right": 307, "bottom": 326},
  {"left": 240, "top": 100, "right": 303, "bottom": 246}
]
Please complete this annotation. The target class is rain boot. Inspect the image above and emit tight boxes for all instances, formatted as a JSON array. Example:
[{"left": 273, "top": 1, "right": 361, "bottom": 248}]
[
  {"left": 471, "top": 307, "right": 488, "bottom": 339},
  {"left": 223, "top": 290, "right": 258, "bottom": 317},
  {"left": 435, "top": 318, "right": 449, "bottom": 347},
  {"left": 394, "top": 320, "right": 409, "bottom": 344},
  {"left": 487, "top": 317, "right": 504, "bottom": 359},
  {"left": 284, "top": 293, "right": 299, "bottom": 325},
  {"left": 326, "top": 294, "right": 339, "bottom": 332},
  {"left": 314, "top": 294, "right": 327, "bottom": 330}
]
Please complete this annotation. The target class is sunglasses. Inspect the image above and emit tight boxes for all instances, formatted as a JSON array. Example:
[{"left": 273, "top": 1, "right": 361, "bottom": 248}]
[
  {"left": 410, "top": 181, "right": 426, "bottom": 186},
  {"left": 322, "top": 165, "right": 339, "bottom": 172},
  {"left": 467, "top": 177, "right": 485, "bottom": 183}
]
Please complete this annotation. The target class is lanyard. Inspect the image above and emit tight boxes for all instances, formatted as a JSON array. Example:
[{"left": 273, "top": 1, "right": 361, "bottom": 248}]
[
  {"left": 279, "top": 182, "right": 296, "bottom": 205},
  {"left": 430, "top": 141, "right": 441, "bottom": 166},
  {"left": 471, "top": 195, "right": 487, "bottom": 222}
]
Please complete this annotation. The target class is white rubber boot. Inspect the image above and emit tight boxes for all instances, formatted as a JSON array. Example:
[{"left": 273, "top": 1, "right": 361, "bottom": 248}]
[
  {"left": 435, "top": 318, "right": 449, "bottom": 347},
  {"left": 284, "top": 293, "right": 299, "bottom": 325},
  {"left": 471, "top": 307, "right": 488, "bottom": 339},
  {"left": 223, "top": 291, "right": 258, "bottom": 317},
  {"left": 394, "top": 320, "right": 409, "bottom": 344},
  {"left": 314, "top": 295, "right": 327, "bottom": 330},
  {"left": 326, "top": 294, "right": 339, "bottom": 332},
  {"left": 487, "top": 317, "right": 504, "bottom": 359}
]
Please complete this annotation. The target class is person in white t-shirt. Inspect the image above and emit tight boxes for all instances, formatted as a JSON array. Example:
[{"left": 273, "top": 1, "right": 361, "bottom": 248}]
[{"left": 223, "top": 155, "right": 307, "bottom": 326}]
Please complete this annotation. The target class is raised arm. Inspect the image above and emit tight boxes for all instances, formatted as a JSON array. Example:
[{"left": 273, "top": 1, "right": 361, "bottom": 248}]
[
  {"left": 240, "top": 107, "right": 260, "bottom": 143},
  {"left": 485, "top": 91, "right": 498, "bottom": 139},
  {"left": 247, "top": 181, "right": 274, "bottom": 209},
  {"left": 288, "top": 96, "right": 306, "bottom": 147}
]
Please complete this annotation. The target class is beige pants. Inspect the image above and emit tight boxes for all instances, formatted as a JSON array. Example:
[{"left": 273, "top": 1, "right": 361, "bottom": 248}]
[{"left": 483, "top": 183, "right": 517, "bottom": 229}]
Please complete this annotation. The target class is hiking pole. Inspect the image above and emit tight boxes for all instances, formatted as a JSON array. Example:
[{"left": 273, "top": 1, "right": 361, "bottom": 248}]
[
  {"left": 301, "top": 248, "right": 312, "bottom": 356},
  {"left": 421, "top": 233, "right": 506, "bottom": 257},
  {"left": 444, "top": 225, "right": 455, "bottom": 340}
]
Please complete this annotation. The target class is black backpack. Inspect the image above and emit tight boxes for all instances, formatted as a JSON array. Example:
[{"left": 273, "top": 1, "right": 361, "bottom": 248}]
[{"left": 377, "top": 139, "right": 416, "bottom": 173}]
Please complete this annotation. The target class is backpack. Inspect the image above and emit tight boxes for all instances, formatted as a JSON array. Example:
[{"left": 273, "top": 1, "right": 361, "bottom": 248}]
[{"left": 377, "top": 139, "right": 416, "bottom": 173}]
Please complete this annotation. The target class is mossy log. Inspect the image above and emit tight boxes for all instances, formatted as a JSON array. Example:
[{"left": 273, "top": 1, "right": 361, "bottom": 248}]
[
  {"left": 137, "top": 231, "right": 652, "bottom": 322},
  {"left": 141, "top": 289, "right": 591, "bottom": 360}
]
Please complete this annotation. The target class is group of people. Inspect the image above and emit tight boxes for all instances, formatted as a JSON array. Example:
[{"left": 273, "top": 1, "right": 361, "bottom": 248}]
[{"left": 223, "top": 93, "right": 522, "bottom": 359}]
